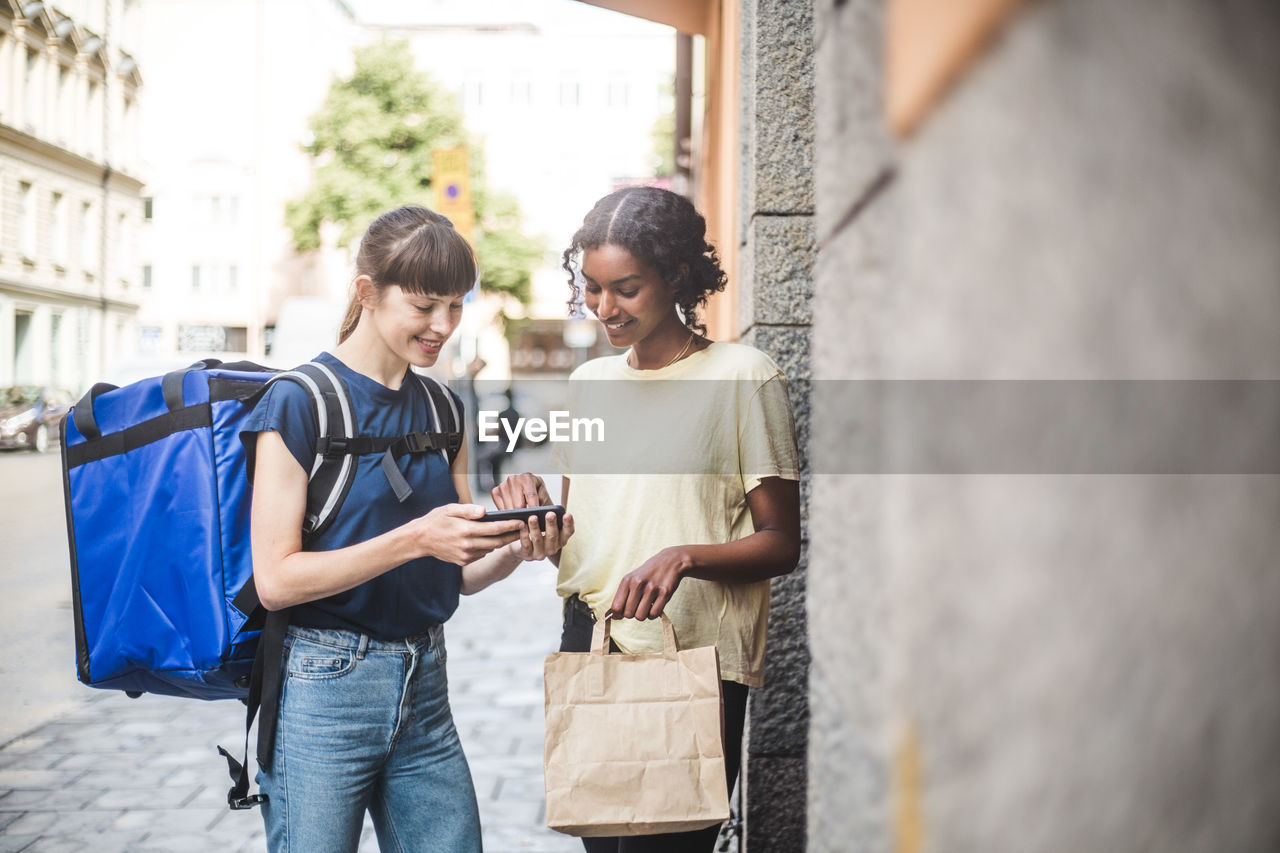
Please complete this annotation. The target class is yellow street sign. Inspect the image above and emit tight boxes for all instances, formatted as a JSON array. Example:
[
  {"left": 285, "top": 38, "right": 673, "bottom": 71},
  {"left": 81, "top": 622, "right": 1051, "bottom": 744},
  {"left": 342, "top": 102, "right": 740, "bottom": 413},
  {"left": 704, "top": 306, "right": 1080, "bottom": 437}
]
[{"left": 432, "top": 147, "right": 474, "bottom": 241}]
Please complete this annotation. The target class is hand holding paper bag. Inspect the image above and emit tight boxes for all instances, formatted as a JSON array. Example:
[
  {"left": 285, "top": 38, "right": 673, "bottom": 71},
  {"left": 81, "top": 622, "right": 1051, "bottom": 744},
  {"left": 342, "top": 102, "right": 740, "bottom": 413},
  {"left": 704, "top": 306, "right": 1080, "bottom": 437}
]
[{"left": 543, "top": 614, "right": 730, "bottom": 837}]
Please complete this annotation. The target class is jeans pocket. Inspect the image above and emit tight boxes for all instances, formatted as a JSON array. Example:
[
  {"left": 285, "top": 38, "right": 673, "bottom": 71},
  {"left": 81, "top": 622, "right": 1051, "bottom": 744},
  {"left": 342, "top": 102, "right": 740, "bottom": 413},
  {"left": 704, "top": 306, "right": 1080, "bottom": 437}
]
[
  {"left": 286, "top": 637, "right": 356, "bottom": 680},
  {"left": 428, "top": 623, "right": 447, "bottom": 667}
]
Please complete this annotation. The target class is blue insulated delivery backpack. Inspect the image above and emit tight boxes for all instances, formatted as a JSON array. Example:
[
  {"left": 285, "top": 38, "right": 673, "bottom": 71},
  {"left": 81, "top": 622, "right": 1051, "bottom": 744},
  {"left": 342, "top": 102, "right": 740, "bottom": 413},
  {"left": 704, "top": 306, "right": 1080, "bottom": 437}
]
[{"left": 60, "top": 358, "right": 463, "bottom": 703}]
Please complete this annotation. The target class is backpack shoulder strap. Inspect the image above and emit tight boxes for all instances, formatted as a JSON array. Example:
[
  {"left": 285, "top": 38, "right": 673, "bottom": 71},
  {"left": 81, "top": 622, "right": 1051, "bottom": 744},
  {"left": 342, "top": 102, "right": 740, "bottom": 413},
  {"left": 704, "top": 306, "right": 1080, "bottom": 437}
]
[
  {"left": 272, "top": 361, "right": 357, "bottom": 542},
  {"left": 225, "top": 361, "right": 362, "bottom": 810},
  {"left": 414, "top": 372, "right": 464, "bottom": 467}
]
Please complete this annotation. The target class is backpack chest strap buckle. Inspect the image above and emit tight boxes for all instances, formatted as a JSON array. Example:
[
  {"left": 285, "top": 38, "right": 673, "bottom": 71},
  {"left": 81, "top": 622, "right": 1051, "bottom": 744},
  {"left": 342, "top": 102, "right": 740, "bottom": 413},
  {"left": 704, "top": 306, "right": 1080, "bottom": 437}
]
[{"left": 399, "top": 432, "right": 446, "bottom": 454}]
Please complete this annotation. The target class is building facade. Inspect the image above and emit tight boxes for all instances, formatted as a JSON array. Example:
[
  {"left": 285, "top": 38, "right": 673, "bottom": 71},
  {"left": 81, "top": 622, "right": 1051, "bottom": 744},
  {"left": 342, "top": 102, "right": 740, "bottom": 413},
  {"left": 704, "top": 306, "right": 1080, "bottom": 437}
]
[
  {"left": 134, "top": 0, "right": 672, "bottom": 378},
  {"left": 0, "top": 0, "right": 144, "bottom": 393},
  {"left": 134, "top": 0, "right": 357, "bottom": 370}
]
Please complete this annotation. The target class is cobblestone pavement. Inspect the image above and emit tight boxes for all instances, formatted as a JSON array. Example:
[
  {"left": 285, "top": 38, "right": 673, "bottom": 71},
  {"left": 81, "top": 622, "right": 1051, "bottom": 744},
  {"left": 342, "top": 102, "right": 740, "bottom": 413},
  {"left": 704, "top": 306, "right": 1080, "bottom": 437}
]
[{"left": 0, "top": 554, "right": 579, "bottom": 853}]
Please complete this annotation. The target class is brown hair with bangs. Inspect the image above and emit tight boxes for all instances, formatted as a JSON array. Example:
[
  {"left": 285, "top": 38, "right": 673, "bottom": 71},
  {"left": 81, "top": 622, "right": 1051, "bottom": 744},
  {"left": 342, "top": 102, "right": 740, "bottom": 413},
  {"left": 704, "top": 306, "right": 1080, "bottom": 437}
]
[{"left": 338, "top": 206, "right": 477, "bottom": 343}]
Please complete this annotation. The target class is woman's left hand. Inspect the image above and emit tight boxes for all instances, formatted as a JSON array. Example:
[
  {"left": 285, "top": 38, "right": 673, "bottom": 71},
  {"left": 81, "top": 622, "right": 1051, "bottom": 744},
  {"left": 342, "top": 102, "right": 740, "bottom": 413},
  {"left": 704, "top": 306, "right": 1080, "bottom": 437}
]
[
  {"left": 609, "top": 547, "right": 692, "bottom": 620},
  {"left": 510, "top": 510, "right": 575, "bottom": 563}
]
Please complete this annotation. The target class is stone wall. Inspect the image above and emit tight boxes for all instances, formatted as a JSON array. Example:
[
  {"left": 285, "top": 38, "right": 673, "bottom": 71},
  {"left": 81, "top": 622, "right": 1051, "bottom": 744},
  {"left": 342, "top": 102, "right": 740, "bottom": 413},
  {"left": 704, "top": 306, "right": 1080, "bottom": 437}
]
[
  {"left": 738, "top": 0, "right": 815, "bottom": 850},
  {"left": 809, "top": 1, "right": 1280, "bottom": 851}
]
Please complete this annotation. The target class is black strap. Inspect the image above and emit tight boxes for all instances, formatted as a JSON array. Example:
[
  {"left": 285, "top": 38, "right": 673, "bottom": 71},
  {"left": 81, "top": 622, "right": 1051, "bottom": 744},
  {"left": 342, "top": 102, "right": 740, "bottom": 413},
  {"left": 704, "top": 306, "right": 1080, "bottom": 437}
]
[
  {"left": 72, "top": 358, "right": 229, "bottom": 445},
  {"left": 69, "top": 382, "right": 119, "bottom": 442},
  {"left": 417, "top": 374, "right": 464, "bottom": 466},
  {"left": 65, "top": 403, "right": 212, "bottom": 469},
  {"left": 221, "top": 362, "right": 350, "bottom": 809},
  {"left": 222, "top": 607, "right": 289, "bottom": 809},
  {"left": 161, "top": 359, "right": 225, "bottom": 412},
  {"left": 378, "top": 374, "right": 464, "bottom": 500},
  {"left": 308, "top": 373, "right": 463, "bottom": 505},
  {"left": 230, "top": 577, "right": 266, "bottom": 634},
  {"left": 380, "top": 431, "right": 463, "bottom": 501}
]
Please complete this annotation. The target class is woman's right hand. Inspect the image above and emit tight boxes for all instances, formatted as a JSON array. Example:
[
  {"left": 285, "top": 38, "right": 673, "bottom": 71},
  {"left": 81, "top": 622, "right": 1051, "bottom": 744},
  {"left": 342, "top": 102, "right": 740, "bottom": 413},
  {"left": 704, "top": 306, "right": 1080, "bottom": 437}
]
[
  {"left": 491, "top": 473, "right": 553, "bottom": 510},
  {"left": 413, "top": 503, "right": 523, "bottom": 566}
]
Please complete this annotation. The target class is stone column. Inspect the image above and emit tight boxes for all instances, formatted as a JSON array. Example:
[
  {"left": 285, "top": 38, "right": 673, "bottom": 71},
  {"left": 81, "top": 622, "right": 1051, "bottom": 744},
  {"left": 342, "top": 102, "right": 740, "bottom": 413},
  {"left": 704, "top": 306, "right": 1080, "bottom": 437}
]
[
  {"left": 807, "top": 2, "right": 895, "bottom": 849},
  {"left": 0, "top": 33, "right": 12, "bottom": 123},
  {"left": 808, "top": 1, "right": 1280, "bottom": 852},
  {"left": 738, "top": 0, "right": 815, "bottom": 850},
  {"left": 11, "top": 24, "right": 28, "bottom": 130}
]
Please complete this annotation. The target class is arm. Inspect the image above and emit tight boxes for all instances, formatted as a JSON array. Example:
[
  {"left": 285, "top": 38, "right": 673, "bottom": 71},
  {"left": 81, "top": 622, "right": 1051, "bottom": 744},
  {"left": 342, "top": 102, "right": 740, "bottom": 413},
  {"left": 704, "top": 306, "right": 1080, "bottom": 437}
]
[
  {"left": 609, "top": 476, "right": 801, "bottom": 621},
  {"left": 250, "top": 430, "right": 525, "bottom": 610}
]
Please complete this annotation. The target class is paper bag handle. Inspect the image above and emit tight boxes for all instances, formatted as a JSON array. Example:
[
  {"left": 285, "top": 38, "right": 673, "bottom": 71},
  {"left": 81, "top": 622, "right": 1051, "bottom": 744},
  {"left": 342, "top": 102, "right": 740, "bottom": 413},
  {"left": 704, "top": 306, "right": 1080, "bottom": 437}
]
[{"left": 590, "top": 613, "right": 681, "bottom": 658}]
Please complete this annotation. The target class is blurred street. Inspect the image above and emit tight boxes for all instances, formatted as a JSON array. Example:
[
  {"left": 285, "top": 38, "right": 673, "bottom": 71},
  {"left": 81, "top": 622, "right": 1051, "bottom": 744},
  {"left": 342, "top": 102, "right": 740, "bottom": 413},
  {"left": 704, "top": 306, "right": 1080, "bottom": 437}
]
[{"left": 0, "top": 449, "right": 575, "bottom": 852}]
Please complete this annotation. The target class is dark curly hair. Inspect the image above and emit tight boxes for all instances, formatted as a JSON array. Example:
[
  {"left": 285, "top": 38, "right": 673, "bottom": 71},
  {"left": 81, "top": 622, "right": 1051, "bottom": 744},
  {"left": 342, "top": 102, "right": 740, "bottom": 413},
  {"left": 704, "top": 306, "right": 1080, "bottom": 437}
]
[{"left": 562, "top": 187, "right": 727, "bottom": 336}]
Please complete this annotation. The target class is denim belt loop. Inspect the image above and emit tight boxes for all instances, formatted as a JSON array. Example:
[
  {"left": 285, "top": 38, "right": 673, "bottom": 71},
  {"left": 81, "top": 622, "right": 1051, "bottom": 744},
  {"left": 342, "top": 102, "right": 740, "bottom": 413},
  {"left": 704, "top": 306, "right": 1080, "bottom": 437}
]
[
  {"left": 428, "top": 622, "right": 444, "bottom": 653},
  {"left": 356, "top": 633, "right": 370, "bottom": 660}
]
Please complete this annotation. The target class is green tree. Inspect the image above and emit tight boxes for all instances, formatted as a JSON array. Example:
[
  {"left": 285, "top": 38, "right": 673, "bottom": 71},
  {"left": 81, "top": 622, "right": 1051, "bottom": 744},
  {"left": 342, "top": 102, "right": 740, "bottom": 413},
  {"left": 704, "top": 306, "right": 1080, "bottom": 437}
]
[{"left": 286, "top": 40, "right": 544, "bottom": 303}]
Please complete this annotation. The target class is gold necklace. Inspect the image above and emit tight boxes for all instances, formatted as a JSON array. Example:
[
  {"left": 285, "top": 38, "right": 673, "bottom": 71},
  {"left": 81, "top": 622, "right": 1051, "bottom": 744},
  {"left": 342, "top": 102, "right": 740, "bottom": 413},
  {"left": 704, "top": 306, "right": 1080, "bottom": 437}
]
[{"left": 630, "top": 331, "right": 696, "bottom": 370}]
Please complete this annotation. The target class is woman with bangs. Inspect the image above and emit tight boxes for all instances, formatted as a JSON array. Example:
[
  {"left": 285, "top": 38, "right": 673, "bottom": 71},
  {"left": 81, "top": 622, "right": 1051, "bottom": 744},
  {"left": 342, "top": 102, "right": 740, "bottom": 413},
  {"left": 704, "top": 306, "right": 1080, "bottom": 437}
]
[{"left": 244, "top": 205, "right": 572, "bottom": 852}]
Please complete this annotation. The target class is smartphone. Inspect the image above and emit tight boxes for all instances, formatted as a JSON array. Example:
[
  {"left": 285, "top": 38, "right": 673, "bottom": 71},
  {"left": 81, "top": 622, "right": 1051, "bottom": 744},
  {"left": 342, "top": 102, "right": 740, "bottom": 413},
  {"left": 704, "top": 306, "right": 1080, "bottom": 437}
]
[{"left": 480, "top": 504, "right": 566, "bottom": 530}]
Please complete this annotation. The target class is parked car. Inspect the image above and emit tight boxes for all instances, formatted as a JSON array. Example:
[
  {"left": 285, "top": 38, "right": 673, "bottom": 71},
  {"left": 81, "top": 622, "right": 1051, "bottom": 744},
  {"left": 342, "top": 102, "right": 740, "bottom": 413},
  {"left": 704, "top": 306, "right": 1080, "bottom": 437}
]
[{"left": 0, "top": 385, "right": 74, "bottom": 452}]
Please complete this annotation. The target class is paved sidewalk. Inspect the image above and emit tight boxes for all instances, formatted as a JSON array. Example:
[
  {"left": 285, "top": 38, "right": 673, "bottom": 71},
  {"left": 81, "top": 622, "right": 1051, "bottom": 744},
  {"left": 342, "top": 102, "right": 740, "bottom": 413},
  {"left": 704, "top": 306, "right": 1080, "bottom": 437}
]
[{"left": 0, "top": 557, "right": 578, "bottom": 852}]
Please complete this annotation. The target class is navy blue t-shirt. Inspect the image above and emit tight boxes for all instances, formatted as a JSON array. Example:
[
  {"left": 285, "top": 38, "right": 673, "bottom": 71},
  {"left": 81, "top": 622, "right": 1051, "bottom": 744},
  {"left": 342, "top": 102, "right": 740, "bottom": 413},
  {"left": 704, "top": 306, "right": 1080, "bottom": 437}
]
[{"left": 241, "top": 352, "right": 464, "bottom": 639}]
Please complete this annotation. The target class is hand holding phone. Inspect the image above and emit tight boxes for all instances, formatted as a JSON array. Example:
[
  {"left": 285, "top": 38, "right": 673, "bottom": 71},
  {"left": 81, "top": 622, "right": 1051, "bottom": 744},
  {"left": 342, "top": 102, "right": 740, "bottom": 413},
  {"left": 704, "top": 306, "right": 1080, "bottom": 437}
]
[{"left": 480, "top": 504, "right": 565, "bottom": 531}]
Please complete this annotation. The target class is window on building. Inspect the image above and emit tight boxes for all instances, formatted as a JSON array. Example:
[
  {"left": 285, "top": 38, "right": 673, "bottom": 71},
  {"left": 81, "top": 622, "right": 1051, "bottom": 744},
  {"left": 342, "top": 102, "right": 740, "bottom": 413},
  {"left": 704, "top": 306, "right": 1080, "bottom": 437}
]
[
  {"left": 24, "top": 49, "right": 38, "bottom": 131},
  {"left": 19, "top": 182, "right": 36, "bottom": 260},
  {"left": 511, "top": 72, "right": 533, "bottom": 106},
  {"left": 117, "top": 212, "right": 129, "bottom": 283},
  {"left": 228, "top": 265, "right": 239, "bottom": 293},
  {"left": 86, "top": 80, "right": 102, "bottom": 155},
  {"left": 463, "top": 73, "right": 485, "bottom": 109},
  {"left": 142, "top": 264, "right": 152, "bottom": 290},
  {"left": 57, "top": 66, "right": 71, "bottom": 144},
  {"left": 143, "top": 196, "right": 153, "bottom": 220},
  {"left": 122, "top": 94, "right": 137, "bottom": 164},
  {"left": 226, "top": 326, "right": 248, "bottom": 352},
  {"left": 50, "top": 313, "right": 63, "bottom": 383},
  {"left": 51, "top": 192, "right": 68, "bottom": 266},
  {"left": 14, "top": 312, "right": 34, "bottom": 383},
  {"left": 177, "top": 324, "right": 247, "bottom": 353},
  {"left": 559, "top": 75, "right": 580, "bottom": 108},
  {"left": 191, "top": 264, "right": 202, "bottom": 293},
  {"left": 138, "top": 326, "right": 162, "bottom": 356},
  {"left": 608, "top": 74, "right": 629, "bottom": 108},
  {"left": 80, "top": 201, "right": 96, "bottom": 274}
]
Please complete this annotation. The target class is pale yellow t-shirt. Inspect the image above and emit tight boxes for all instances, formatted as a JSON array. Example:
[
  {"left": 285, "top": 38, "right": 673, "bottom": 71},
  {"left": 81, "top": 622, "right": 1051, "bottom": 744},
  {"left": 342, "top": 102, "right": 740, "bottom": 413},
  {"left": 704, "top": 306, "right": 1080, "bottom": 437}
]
[{"left": 552, "top": 341, "right": 800, "bottom": 687}]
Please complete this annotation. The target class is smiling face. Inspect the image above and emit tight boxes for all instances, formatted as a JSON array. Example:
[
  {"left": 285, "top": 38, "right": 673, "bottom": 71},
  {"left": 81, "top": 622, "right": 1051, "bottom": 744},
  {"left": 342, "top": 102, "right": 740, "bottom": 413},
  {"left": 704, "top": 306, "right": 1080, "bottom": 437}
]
[
  {"left": 580, "top": 243, "right": 680, "bottom": 348},
  {"left": 364, "top": 281, "right": 463, "bottom": 368}
]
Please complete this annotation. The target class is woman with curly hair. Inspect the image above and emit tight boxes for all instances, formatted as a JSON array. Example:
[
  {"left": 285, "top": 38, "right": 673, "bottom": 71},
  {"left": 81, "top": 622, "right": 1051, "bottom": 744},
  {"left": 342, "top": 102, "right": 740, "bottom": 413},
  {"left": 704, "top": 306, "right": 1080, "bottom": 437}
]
[{"left": 495, "top": 186, "right": 801, "bottom": 853}]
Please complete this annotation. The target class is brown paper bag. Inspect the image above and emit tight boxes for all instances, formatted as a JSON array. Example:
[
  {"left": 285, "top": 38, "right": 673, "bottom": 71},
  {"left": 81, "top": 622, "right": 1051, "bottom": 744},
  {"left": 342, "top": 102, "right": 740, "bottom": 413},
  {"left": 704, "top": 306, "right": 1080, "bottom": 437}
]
[{"left": 543, "top": 614, "right": 730, "bottom": 837}]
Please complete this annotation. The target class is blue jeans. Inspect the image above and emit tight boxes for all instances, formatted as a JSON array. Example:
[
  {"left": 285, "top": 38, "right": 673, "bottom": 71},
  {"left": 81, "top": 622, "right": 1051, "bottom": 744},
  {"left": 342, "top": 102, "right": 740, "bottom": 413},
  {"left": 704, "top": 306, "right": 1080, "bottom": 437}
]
[{"left": 257, "top": 624, "right": 482, "bottom": 853}]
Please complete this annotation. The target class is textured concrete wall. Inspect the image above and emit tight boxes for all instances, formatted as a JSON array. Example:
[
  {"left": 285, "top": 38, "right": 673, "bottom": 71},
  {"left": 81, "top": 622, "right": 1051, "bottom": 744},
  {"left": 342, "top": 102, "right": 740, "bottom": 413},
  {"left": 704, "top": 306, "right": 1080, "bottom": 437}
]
[
  {"left": 810, "top": 1, "right": 1280, "bottom": 852},
  {"left": 809, "top": 0, "right": 894, "bottom": 849},
  {"left": 738, "top": 0, "right": 815, "bottom": 850}
]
